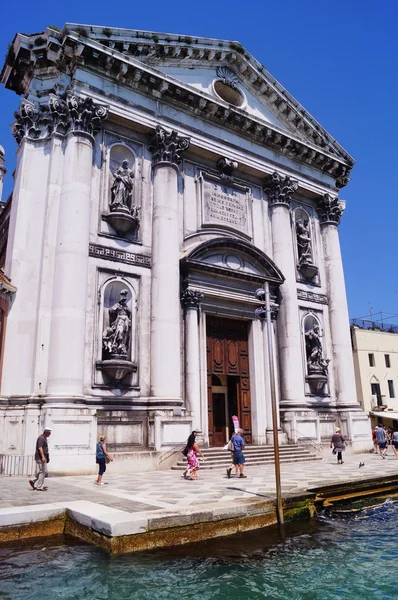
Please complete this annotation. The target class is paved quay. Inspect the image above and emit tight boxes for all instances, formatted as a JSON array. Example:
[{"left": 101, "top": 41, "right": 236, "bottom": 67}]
[
  {"left": 1, "top": 450, "right": 398, "bottom": 553},
  {"left": 1, "top": 450, "right": 398, "bottom": 512}
]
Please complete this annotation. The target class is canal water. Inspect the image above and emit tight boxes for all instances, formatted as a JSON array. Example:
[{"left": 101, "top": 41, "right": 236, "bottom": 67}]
[{"left": 1, "top": 501, "right": 397, "bottom": 599}]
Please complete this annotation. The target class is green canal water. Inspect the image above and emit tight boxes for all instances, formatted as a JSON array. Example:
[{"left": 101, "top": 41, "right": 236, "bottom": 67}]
[{"left": 1, "top": 501, "right": 397, "bottom": 600}]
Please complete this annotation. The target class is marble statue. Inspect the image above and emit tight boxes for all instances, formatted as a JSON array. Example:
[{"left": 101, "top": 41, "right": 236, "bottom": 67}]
[
  {"left": 110, "top": 160, "right": 135, "bottom": 213},
  {"left": 296, "top": 219, "right": 312, "bottom": 265},
  {"left": 305, "top": 324, "right": 329, "bottom": 375},
  {"left": 103, "top": 289, "right": 132, "bottom": 357}
]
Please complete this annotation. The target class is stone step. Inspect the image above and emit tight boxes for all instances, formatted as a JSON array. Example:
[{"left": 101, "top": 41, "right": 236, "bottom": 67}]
[
  {"left": 176, "top": 450, "right": 314, "bottom": 463},
  {"left": 171, "top": 455, "right": 322, "bottom": 470},
  {"left": 197, "top": 448, "right": 314, "bottom": 458}
]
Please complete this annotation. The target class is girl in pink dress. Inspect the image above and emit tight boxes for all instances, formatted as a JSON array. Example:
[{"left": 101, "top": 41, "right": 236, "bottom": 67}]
[{"left": 184, "top": 431, "right": 204, "bottom": 480}]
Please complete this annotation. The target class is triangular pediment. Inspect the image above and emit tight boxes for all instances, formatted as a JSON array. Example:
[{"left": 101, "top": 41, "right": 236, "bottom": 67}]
[
  {"left": 1, "top": 23, "right": 354, "bottom": 185},
  {"left": 60, "top": 24, "right": 350, "bottom": 162}
]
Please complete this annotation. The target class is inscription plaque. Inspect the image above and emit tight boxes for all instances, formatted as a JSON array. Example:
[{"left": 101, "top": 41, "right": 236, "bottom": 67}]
[{"left": 202, "top": 176, "right": 250, "bottom": 235}]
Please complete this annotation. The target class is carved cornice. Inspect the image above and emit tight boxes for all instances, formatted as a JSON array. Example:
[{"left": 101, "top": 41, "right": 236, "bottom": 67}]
[
  {"left": 2, "top": 28, "right": 353, "bottom": 186},
  {"left": 263, "top": 171, "right": 298, "bottom": 207},
  {"left": 12, "top": 94, "right": 109, "bottom": 144},
  {"left": 317, "top": 193, "right": 344, "bottom": 226},
  {"left": 148, "top": 125, "right": 190, "bottom": 167},
  {"left": 181, "top": 289, "right": 204, "bottom": 309}
]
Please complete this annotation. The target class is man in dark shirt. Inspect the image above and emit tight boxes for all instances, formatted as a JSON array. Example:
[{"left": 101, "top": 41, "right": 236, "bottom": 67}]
[{"left": 29, "top": 427, "right": 52, "bottom": 491}]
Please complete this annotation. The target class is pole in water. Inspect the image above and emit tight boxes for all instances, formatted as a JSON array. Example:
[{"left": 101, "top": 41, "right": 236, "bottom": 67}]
[{"left": 264, "top": 281, "right": 284, "bottom": 526}]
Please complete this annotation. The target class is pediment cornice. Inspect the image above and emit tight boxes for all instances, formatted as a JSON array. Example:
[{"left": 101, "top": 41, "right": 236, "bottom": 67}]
[{"left": 1, "top": 24, "right": 353, "bottom": 187}]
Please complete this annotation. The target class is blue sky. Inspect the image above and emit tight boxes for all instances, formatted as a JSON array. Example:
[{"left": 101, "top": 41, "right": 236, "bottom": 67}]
[{"left": 1, "top": 0, "right": 397, "bottom": 320}]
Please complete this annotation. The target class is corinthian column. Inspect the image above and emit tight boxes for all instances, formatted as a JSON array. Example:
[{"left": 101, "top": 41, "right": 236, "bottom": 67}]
[
  {"left": 318, "top": 194, "right": 356, "bottom": 406},
  {"left": 47, "top": 96, "right": 108, "bottom": 399},
  {"left": 265, "top": 172, "right": 304, "bottom": 404},
  {"left": 182, "top": 290, "right": 204, "bottom": 429},
  {"left": 148, "top": 126, "right": 190, "bottom": 400}
]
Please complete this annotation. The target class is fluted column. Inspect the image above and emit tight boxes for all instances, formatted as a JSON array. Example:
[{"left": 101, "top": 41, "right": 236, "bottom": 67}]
[
  {"left": 182, "top": 290, "right": 203, "bottom": 429},
  {"left": 318, "top": 194, "right": 357, "bottom": 406},
  {"left": 47, "top": 96, "right": 108, "bottom": 399},
  {"left": 265, "top": 172, "right": 305, "bottom": 404},
  {"left": 148, "top": 126, "right": 190, "bottom": 399}
]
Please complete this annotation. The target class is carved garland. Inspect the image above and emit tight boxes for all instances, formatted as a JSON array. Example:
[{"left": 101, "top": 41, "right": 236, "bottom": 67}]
[{"left": 12, "top": 94, "right": 109, "bottom": 144}]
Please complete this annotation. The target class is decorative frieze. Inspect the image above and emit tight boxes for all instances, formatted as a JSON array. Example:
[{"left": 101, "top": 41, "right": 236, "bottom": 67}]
[
  {"left": 317, "top": 193, "right": 344, "bottom": 226},
  {"left": 297, "top": 290, "right": 328, "bottom": 305},
  {"left": 12, "top": 94, "right": 109, "bottom": 144},
  {"left": 89, "top": 243, "right": 151, "bottom": 268},
  {"left": 148, "top": 125, "right": 190, "bottom": 167},
  {"left": 264, "top": 171, "right": 298, "bottom": 207},
  {"left": 181, "top": 289, "right": 204, "bottom": 309}
]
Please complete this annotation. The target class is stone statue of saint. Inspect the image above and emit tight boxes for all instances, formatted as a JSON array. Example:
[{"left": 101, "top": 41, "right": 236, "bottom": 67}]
[
  {"left": 305, "top": 325, "right": 329, "bottom": 375},
  {"left": 103, "top": 289, "right": 132, "bottom": 357},
  {"left": 110, "top": 160, "right": 135, "bottom": 213},
  {"left": 296, "top": 219, "right": 312, "bottom": 265}
]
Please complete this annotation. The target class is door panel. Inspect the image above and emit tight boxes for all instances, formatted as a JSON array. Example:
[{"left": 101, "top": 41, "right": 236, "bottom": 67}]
[
  {"left": 207, "top": 316, "right": 252, "bottom": 446},
  {"left": 212, "top": 393, "right": 227, "bottom": 447}
]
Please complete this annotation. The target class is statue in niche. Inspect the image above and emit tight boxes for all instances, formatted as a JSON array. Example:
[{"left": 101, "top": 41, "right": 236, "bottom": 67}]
[
  {"left": 305, "top": 324, "right": 330, "bottom": 376},
  {"left": 103, "top": 289, "right": 132, "bottom": 357},
  {"left": 296, "top": 218, "right": 312, "bottom": 266},
  {"left": 110, "top": 160, "right": 135, "bottom": 214}
]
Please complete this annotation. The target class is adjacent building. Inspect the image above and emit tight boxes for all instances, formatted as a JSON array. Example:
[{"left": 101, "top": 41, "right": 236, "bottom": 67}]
[
  {"left": 0, "top": 24, "right": 371, "bottom": 473},
  {"left": 351, "top": 317, "right": 398, "bottom": 431}
]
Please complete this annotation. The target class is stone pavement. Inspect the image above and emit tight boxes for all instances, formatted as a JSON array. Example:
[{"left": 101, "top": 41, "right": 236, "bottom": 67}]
[{"left": 1, "top": 450, "right": 397, "bottom": 514}]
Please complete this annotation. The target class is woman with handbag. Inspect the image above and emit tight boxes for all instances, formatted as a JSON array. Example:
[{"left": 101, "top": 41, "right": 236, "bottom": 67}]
[
  {"left": 184, "top": 431, "right": 204, "bottom": 480},
  {"left": 95, "top": 435, "right": 113, "bottom": 485}
]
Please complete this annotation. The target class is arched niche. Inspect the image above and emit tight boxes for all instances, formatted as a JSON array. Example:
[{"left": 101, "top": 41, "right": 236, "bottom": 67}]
[
  {"left": 101, "top": 279, "right": 135, "bottom": 362},
  {"left": 302, "top": 312, "right": 329, "bottom": 393},
  {"left": 294, "top": 208, "right": 317, "bottom": 281},
  {"left": 105, "top": 144, "right": 140, "bottom": 236}
]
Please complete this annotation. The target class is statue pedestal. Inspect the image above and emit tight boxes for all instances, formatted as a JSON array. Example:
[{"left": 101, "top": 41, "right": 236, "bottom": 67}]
[
  {"left": 306, "top": 372, "right": 328, "bottom": 393},
  {"left": 106, "top": 210, "right": 139, "bottom": 235},
  {"left": 97, "top": 358, "right": 137, "bottom": 384},
  {"left": 298, "top": 262, "right": 318, "bottom": 281}
]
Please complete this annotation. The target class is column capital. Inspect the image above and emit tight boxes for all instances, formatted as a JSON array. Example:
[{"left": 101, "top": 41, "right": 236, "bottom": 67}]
[
  {"left": 12, "top": 94, "right": 108, "bottom": 145},
  {"left": 317, "top": 193, "right": 344, "bottom": 226},
  {"left": 263, "top": 171, "right": 298, "bottom": 208},
  {"left": 148, "top": 125, "right": 190, "bottom": 167},
  {"left": 181, "top": 289, "right": 204, "bottom": 310}
]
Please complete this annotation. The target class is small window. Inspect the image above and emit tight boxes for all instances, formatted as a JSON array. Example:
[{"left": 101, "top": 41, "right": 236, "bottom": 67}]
[
  {"left": 368, "top": 353, "right": 375, "bottom": 367},
  {"left": 385, "top": 354, "right": 391, "bottom": 368},
  {"left": 388, "top": 380, "right": 395, "bottom": 399}
]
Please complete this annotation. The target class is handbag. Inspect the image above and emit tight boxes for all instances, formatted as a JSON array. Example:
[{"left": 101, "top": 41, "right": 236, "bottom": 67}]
[
  {"left": 332, "top": 448, "right": 337, "bottom": 455},
  {"left": 227, "top": 439, "right": 234, "bottom": 452},
  {"left": 182, "top": 446, "right": 188, "bottom": 457},
  {"left": 105, "top": 455, "right": 110, "bottom": 464}
]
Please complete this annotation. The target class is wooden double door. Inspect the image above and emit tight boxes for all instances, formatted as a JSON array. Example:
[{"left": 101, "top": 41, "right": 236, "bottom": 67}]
[{"left": 206, "top": 316, "right": 252, "bottom": 446}]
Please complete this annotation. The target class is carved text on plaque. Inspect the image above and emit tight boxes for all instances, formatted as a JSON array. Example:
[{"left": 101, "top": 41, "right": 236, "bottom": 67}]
[{"left": 202, "top": 178, "right": 249, "bottom": 235}]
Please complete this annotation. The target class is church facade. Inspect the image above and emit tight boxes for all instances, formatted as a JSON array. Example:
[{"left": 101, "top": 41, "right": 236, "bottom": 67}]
[{"left": 0, "top": 24, "right": 370, "bottom": 473}]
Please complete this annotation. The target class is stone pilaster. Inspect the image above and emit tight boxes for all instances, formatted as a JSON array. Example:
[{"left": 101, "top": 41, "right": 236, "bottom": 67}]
[
  {"left": 148, "top": 126, "right": 190, "bottom": 400},
  {"left": 46, "top": 96, "right": 108, "bottom": 399},
  {"left": 318, "top": 193, "right": 357, "bottom": 407},
  {"left": 264, "top": 172, "right": 305, "bottom": 404},
  {"left": 182, "top": 289, "right": 203, "bottom": 430}
]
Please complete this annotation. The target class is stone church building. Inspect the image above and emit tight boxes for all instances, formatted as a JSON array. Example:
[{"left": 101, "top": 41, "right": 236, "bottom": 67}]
[{"left": 0, "top": 24, "right": 370, "bottom": 473}]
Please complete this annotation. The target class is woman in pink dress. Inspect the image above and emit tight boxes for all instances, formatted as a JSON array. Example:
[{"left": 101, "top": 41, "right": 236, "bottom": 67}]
[{"left": 184, "top": 431, "right": 204, "bottom": 480}]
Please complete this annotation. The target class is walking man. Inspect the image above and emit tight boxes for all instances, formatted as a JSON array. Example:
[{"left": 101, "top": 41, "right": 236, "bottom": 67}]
[
  {"left": 227, "top": 428, "right": 247, "bottom": 479},
  {"left": 375, "top": 425, "right": 387, "bottom": 459},
  {"left": 29, "top": 427, "right": 52, "bottom": 491}
]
